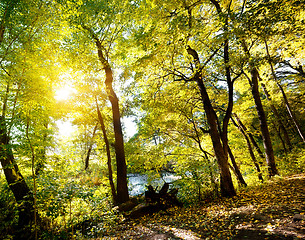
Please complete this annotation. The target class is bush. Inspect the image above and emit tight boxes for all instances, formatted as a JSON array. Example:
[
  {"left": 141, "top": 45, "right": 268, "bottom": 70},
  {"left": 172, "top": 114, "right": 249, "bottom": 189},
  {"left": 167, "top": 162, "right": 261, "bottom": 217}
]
[
  {"left": 0, "top": 177, "right": 18, "bottom": 240},
  {"left": 278, "top": 147, "right": 305, "bottom": 176}
]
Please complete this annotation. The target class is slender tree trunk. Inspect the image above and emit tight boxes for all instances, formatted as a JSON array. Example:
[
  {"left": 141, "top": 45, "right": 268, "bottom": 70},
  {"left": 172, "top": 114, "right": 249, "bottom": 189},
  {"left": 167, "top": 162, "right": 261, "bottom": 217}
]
[
  {"left": 234, "top": 114, "right": 265, "bottom": 160},
  {"left": 26, "top": 118, "right": 38, "bottom": 240},
  {"left": 264, "top": 40, "right": 304, "bottom": 145},
  {"left": 82, "top": 24, "right": 129, "bottom": 204},
  {"left": 0, "top": 116, "right": 34, "bottom": 238},
  {"left": 35, "top": 122, "right": 48, "bottom": 175},
  {"left": 277, "top": 126, "right": 287, "bottom": 154},
  {"left": 250, "top": 69, "right": 278, "bottom": 176},
  {"left": 277, "top": 82, "right": 305, "bottom": 144},
  {"left": 210, "top": 0, "right": 236, "bottom": 196},
  {"left": 96, "top": 100, "right": 117, "bottom": 204},
  {"left": 242, "top": 41, "right": 278, "bottom": 177},
  {"left": 103, "top": 65, "right": 129, "bottom": 204},
  {"left": 187, "top": 46, "right": 236, "bottom": 197},
  {"left": 84, "top": 124, "right": 98, "bottom": 170},
  {"left": 232, "top": 114, "right": 264, "bottom": 182},
  {"left": 261, "top": 83, "right": 292, "bottom": 151},
  {"left": 228, "top": 145, "right": 247, "bottom": 187},
  {"left": 92, "top": 38, "right": 129, "bottom": 204}
]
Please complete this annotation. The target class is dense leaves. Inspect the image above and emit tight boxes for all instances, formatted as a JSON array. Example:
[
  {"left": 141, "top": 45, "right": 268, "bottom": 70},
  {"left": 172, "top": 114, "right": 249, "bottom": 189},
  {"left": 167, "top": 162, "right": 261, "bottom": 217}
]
[{"left": 0, "top": 0, "right": 304, "bottom": 239}]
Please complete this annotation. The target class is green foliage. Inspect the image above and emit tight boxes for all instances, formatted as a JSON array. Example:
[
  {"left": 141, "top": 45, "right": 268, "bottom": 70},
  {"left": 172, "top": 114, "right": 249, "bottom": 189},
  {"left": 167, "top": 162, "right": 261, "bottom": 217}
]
[
  {"left": 34, "top": 155, "right": 120, "bottom": 238},
  {"left": 0, "top": 177, "right": 17, "bottom": 240},
  {"left": 278, "top": 147, "right": 305, "bottom": 176},
  {"left": 0, "top": 0, "right": 305, "bottom": 238}
]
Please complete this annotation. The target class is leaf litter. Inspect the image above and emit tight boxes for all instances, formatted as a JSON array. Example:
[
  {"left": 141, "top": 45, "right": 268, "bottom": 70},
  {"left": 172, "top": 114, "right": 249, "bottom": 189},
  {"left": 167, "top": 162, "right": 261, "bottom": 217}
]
[{"left": 98, "top": 174, "right": 305, "bottom": 239}]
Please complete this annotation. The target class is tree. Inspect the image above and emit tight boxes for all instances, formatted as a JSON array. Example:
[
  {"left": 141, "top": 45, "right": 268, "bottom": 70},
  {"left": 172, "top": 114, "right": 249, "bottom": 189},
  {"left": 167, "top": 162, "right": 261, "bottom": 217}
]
[
  {"left": 58, "top": 0, "right": 132, "bottom": 204},
  {"left": 231, "top": 113, "right": 263, "bottom": 182},
  {"left": 261, "top": 83, "right": 292, "bottom": 152},
  {"left": 186, "top": 44, "right": 236, "bottom": 197},
  {"left": 264, "top": 40, "right": 305, "bottom": 145},
  {"left": 92, "top": 35, "right": 129, "bottom": 204},
  {"left": 84, "top": 124, "right": 98, "bottom": 170},
  {"left": 242, "top": 61, "right": 279, "bottom": 177},
  {"left": 0, "top": 0, "right": 36, "bottom": 234},
  {"left": 124, "top": 0, "right": 241, "bottom": 197},
  {"left": 0, "top": 1, "right": 64, "bottom": 237},
  {"left": 96, "top": 99, "right": 117, "bottom": 203},
  {"left": 239, "top": 16, "right": 279, "bottom": 176}
]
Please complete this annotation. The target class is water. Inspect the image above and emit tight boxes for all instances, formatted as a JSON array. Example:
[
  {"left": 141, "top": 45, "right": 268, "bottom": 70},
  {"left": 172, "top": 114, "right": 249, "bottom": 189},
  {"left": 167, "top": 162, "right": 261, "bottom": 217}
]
[{"left": 127, "top": 172, "right": 180, "bottom": 196}]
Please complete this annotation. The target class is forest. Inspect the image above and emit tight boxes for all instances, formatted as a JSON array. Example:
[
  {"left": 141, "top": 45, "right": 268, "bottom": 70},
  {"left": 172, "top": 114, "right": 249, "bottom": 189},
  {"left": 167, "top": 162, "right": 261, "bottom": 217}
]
[{"left": 0, "top": 0, "right": 304, "bottom": 239}]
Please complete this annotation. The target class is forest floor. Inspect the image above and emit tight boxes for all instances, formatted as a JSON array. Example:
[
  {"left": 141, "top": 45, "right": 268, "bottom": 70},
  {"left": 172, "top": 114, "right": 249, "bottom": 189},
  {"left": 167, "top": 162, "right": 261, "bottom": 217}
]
[{"left": 99, "top": 174, "right": 305, "bottom": 239}]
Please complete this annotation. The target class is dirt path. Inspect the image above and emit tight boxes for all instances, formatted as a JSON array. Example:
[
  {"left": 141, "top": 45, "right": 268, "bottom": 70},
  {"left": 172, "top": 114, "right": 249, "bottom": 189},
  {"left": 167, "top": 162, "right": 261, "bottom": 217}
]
[{"left": 101, "top": 174, "right": 305, "bottom": 239}]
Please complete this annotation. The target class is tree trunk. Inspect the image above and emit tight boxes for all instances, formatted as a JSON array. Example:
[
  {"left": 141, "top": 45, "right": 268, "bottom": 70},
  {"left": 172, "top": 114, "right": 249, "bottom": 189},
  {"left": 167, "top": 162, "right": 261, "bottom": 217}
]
[
  {"left": 92, "top": 37, "right": 129, "bottom": 204},
  {"left": 209, "top": 0, "right": 236, "bottom": 197},
  {"left": 96, "top": 100, "right": 117, "bottom": 204},
  {"left": 261, "top": 83, "right": 292, "bottom": 151},
  {"left": 263, "top": 40, "right": 303, "bottom": 145},
  {"left": 232, "top": 114, "right": 264, "bottom": 182},
  {"left": 228, "top": 145, "right": 247, "bottom": 187},
  {"left": 103, "top": 65, "right": 129, "bottom": 204},
  {"left": 187, "top": 46, "right": 236, "bottom": 198},
  {"left": 197, "top": 67, "right": 235, "bottom": 197},
  {"left": 82, "top": 24, "right": 129, "bottom": 203},
  {"left": 242, "top": 41, "right": 278, "bottom": 177},
  {"left": 277, "top": 126, "right": 288, "bottom": 154},
  {"left": 234, "top": 114, "right": 265, "bottom": 160},
  {"left": 84, "top": 124, "right": 98, "bottom": 170},
  {"left": 276, "top": 81, "right": 305, "bottom": 144},
  {"left": 0, "top": 116, "right": 34, "bottom": 238},
  {"left": 250, "top": 69, "right": 278, "bottom": 176}
]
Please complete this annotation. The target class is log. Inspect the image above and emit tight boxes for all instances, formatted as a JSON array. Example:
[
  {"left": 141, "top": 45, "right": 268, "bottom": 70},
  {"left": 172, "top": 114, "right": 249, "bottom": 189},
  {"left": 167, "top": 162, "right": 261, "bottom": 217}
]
[
  {"left": 128, "top": 183, "right": 182, "bottom": 219},
  {"left": 117, "top": 198, "right": 138, "bottom": 212},
  {"left": 128, "top": 203, "right": 163, "bottom": 219}
]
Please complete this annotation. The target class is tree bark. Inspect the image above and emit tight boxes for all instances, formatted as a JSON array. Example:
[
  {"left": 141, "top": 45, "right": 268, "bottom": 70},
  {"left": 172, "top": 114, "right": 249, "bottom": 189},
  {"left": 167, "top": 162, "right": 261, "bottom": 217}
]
[
  {"left": 84, "top": 124, "right": 98, "bottom": 170},
  {"left": 261, "top": 83, "right": 292, "bottom": 151},
  {"left": 242, "top": 41, "right": 278, "bottom": 177},
  {"left": 209, "top": 0, "right": 236, "bottom": 197},
  {"left": 87, "top": 35, "right": 129, "bottom": 204},
  {"left": 250, "top": 68, "right": 278, "bottom": 176},
  {"left": 82, "top": 24, "right": 129, "bottom": 203},
  {"left": 0, "top": 116, "right": 34, "bottom": 237},
  {"left": 187, "top": 46, "right": 236, "bottom": 197},
  {"left": 264, "top": 40, "right": 305, "bottom": 145},
  {"left": 234, "top": 114, "right": 265, "bottom": 160},
  {"left": 96, "top": 100, "right": 117, "bottom": 204},
  {"left": 103, "top": 65, "right": 129, "bottom": 204},
  {"left": 276, "top": 82, "right": 305, "bottom": 144},
  {"left": 228, "top": 145, "right": 247, "bottom": 187},
  {"left": 232, "top": 114, "right": 264, "bottom": 182}
]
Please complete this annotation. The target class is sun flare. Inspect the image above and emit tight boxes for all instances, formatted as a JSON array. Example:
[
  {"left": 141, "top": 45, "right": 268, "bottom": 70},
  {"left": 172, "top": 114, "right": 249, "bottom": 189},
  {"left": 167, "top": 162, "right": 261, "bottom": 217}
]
[{"left": 54, "top": 86, "right": 76, "bottom": 101}]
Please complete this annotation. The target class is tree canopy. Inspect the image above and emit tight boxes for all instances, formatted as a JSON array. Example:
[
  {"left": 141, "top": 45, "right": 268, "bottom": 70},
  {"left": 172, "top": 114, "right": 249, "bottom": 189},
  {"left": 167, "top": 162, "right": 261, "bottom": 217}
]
[{"left": 0, "top": 0, "right": 304, "bottom": 239}]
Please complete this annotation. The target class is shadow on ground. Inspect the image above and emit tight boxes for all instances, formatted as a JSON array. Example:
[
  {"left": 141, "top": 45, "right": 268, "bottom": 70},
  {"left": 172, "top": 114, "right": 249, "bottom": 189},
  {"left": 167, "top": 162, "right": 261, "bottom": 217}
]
[{"left": 101, "top": 174, "right": 305, "bottom": 239}]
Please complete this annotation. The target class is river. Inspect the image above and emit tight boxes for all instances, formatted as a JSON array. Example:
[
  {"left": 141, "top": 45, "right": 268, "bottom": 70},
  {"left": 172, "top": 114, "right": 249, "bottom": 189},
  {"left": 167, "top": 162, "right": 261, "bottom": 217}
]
[{"left": 127, "top": 172, "right": 180, "bottom": 196}]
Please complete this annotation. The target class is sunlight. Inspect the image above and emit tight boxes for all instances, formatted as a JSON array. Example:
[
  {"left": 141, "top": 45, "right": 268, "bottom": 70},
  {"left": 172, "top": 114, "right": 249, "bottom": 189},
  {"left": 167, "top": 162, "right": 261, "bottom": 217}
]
[
  {"left": 161, "top": 226, "right": 201, "bottom": 240},
  {"left": 122, "top": 116, "right": 138, "bottom": 139},
  {"left": 54, "top": 85, "right": 76, "bottom": 101},
  {"left": 56, "top": 120, "right": 76, "bottom": 139}
]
